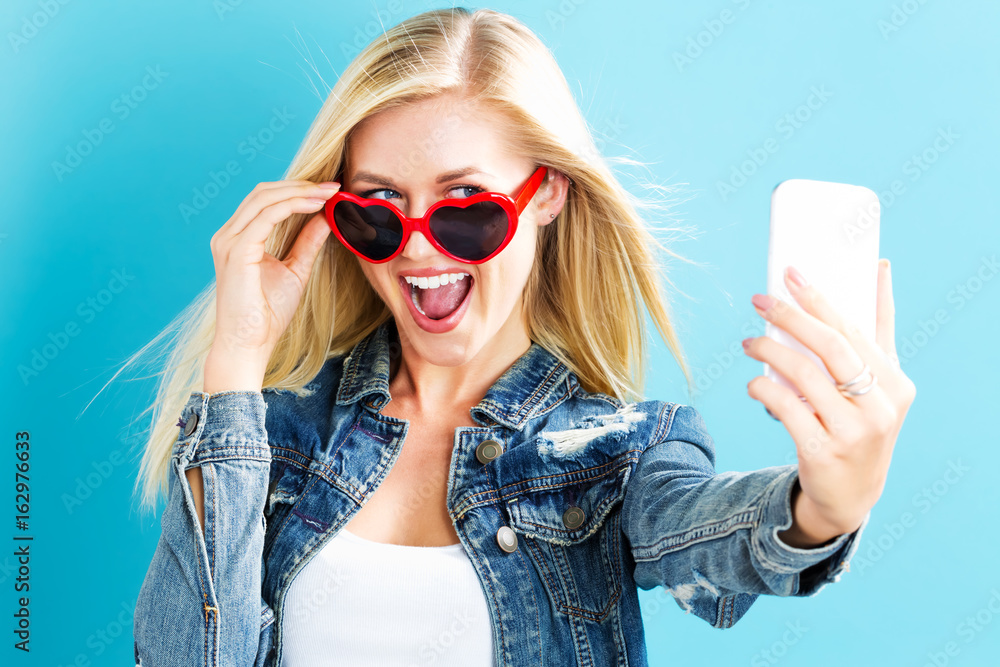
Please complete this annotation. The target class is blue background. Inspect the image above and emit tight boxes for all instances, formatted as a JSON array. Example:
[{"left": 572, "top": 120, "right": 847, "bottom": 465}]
[{"left": 3, "top": 1, "right": 997, "bottom": 665}]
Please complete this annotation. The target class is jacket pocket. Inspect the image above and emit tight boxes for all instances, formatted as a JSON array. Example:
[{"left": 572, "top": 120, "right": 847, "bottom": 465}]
[{"left": 503, "top": 464, "right": 629, "bottom": 621}]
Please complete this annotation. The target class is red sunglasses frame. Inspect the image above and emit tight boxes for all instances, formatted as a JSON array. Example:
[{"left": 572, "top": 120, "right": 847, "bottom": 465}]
[{"left": 325, "top": 165, "right": 549, "bottom": 264}]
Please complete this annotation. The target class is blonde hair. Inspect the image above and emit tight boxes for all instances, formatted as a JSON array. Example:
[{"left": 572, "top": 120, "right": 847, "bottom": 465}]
[{"left": 108, "top": 7, "right": 697, "bottom": 513}]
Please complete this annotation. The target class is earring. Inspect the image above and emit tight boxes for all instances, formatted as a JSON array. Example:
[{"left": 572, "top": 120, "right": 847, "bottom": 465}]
[{"left": 550, "top": 213, "right": 555, "bottom": 218}]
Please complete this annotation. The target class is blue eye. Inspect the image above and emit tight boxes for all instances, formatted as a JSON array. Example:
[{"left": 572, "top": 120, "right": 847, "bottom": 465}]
[
  {"left": 358, "top": 185, "right": 484, "bottom": 201},
  {"left": 359, "top": 188, "right": 400, "bottom": 201},
  {"left": 449, "top": 185, "right": 484, "bottom": 198}
]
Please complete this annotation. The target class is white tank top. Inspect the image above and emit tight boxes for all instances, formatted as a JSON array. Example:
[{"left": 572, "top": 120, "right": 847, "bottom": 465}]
[{"left": 280, "top": 527, "right": 496, "bottom": 666}]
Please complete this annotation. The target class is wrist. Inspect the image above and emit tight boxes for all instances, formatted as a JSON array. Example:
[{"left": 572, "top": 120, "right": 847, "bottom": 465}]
[
  {"left": 203, "top": 347, "right": 268, "bottom": 394},
  {"left": 778, "top": 481, "right": 861, "bottom": 549}
]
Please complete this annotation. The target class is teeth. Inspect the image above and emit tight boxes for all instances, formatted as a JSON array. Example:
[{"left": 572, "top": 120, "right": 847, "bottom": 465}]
[
  {"left": 403, "top": 273, "right": 469, "bottom": 289},
  {"left": 410, "top": 283, "right": 426, "bottom": 315},
  {"left": 405, "top": 272, "right": 471, "bottom": 318}
]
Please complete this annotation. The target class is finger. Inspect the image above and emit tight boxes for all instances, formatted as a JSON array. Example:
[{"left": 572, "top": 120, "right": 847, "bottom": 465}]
[
  {"left": 220, "top": 181, "right": 339, "bottom": 239},
  {"left": 282, "top": 212, "right": 333, "bottom": 287},
  {"left": 233, "top": 196, "right": 335, "bottom": 253},
  {"left": 744, "top": 334, "right": 860, "bottom": 427},
  {"left": 223, "top": 181, "right": 324, "bottom": 229},
  {"left": 752, "top": 287, "right": 880, "bottom": 414},
  {"left": 747, "top": 374, "right": 830, "bottom": 462},
  {"left": 778, "top": 266, "right": 899, "bottom": 395},
  {"left": 875, "top": 259, "right": 898, "bottom": 366}
]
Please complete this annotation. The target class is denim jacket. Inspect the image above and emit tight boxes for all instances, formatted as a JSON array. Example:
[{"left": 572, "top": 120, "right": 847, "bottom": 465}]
[{"left": 133, "top": 320, "right": 868, "bottom": 666}]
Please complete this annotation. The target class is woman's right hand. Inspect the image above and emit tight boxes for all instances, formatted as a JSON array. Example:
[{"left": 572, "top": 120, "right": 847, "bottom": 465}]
[{"left": 205, "top": 179, "right": 340, "bottom": 392}]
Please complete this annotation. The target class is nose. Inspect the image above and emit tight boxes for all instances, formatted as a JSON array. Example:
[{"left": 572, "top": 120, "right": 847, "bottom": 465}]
[
  {"left": 400, "top": 228, "right": 440, "bottom": 261},
  {"left": 397, "top": 194, "right": 450, "bottom": 261}
]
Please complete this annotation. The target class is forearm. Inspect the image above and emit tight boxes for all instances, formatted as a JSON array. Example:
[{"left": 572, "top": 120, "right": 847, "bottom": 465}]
[
  {"left": 185, "top": 350, "right": 267, "bottom": 539},
  {"left": 621, "top": 405, "right": 869, "bottom": 628},
  {"left": 626, "top": 462, "right": 856, "bottom": 592},
  {"left": 134, "top": 391, "right": 271, "bottom": 666}
]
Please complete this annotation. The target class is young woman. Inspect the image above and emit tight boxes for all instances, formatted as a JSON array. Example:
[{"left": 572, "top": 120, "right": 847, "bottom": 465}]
[{"left": 131, "top": 8, "right": 915, "bottom": 666}]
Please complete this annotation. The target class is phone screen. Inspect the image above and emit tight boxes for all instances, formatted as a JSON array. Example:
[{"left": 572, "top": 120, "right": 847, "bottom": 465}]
[{"left": 765, "top": 178, "right": 880, "bottom": 415}]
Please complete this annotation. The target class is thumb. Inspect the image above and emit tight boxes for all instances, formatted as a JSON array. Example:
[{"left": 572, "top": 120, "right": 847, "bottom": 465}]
[{"left": 283, "top": 212, "right": 332, "bottom": 286}]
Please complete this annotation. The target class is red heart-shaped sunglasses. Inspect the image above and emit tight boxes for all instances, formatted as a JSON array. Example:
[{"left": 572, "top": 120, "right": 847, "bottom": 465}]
[{"left": 325, "top": 166, "right": 549, "bottom": 264}]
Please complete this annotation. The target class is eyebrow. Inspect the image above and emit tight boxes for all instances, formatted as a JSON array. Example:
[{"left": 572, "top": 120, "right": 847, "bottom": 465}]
[{"left": 350, "top": 167, "right": 493, "bottom": 187}]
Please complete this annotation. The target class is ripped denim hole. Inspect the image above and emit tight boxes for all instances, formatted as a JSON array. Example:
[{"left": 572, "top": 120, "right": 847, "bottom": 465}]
[
  {"left": 665, "top": 570, "right": 720, "bottom": 614},
  {"left": 537, "top": 403, "right": 645, "bottom": 457}
]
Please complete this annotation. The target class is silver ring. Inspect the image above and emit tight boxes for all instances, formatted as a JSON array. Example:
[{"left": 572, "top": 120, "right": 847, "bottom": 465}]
[
  {"left": 836, "top": 364, "right": 871, "bottom": 390},
  {"left": 838, "top": 372, "right": 878, "bottom": 397},
  {"left": 836, "top": 364, "right": 877, "bottom": 397}
]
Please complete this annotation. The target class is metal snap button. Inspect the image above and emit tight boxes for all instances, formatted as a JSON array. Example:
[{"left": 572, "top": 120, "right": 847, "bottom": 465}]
[
  {"left": 183, "top": 413, "right": 199, "bottom": 437},
  {"left": 496, "top": 526, "right": 518, "bottom": 553},
  {"left": 475, "top": 439, "right": 503, "bottom": 465},
  {"left": 562, "top": 506, "right": 585, "bottom": 530}
]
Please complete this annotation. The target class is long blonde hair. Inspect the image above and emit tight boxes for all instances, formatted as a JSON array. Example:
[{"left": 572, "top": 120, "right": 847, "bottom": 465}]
[{"left": 110, "top": 7, "right": 697, "bottom": 512}]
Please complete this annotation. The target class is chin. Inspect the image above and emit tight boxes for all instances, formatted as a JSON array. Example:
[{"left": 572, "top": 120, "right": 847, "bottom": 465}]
[{"left": 397, "top": 317, "right": 488, "bottom": 366}]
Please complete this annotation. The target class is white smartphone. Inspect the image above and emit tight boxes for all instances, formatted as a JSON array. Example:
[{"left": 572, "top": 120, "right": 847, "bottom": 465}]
[{"left": 764, "top": 178, "right": 880, "bottom": 417}]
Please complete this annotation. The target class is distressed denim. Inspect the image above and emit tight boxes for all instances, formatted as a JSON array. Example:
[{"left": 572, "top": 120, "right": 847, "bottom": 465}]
[{"left": 134, "top": 320, "right": 868, "bottom": 666}]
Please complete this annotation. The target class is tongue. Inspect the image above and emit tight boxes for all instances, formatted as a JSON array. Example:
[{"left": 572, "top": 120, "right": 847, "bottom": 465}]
[{"left": 416, "top": 279, "right": 471, "bottom": 320}]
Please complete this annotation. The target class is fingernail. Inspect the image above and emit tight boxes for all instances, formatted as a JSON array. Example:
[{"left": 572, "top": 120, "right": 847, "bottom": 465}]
[
  {"left": 752, "top": 293, "right": 776, "bottom": 311},
  {"left": 786, "top": 266, "right": 809, "bottom": 288},
  {"left": 742, "top": 337, "right": 753, "bottom": 351},
  {"left": 880, "top": 258, "right": 890, "bottom": 271},
  {"left": 318, "top": 182, "right": 340, "bottom": 189}
]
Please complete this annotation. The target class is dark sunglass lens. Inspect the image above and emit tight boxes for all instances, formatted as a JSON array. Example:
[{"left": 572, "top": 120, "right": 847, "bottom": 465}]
[
  {"left": 429, "top": 202, "right": 508, "bottom": 261},
  {"left": 333, "top": 201, "right": 403, "bottom": 261}
]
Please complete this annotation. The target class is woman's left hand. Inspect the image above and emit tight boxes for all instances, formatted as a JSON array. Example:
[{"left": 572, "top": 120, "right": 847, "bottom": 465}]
[{"left": 741, "top": 259, "right": 917, "bottom": 547}]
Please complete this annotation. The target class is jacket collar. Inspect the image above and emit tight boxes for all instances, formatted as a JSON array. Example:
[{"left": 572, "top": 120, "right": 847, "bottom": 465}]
[{"left": 335, "top": 320, "right": 571, "bottom": 430}]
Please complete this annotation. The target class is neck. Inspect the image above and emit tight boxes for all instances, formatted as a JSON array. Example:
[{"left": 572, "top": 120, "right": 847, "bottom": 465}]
[{"left": 387, "top": 316, "right": 532, "bottom": 418}]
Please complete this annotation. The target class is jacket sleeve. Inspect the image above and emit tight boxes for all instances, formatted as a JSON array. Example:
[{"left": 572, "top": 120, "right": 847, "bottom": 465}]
[
  {"left": 134, "top": 390, "right": 277, "bottom": 666},
  {"left": 620, "top": 403, "right": 869, "bottom": 629}
]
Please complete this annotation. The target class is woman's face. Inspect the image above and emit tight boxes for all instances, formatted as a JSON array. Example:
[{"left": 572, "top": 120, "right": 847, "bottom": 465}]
[{"left": 342, "top": 93, "right": 568, "bottom": 368}]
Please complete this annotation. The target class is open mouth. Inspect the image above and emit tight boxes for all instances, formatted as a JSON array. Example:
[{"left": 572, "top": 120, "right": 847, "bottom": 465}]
[
  {"left": 398, "top": 273, "right": 475, "bottom": 333},
  {"left": 407, "top": 273, "right": 472, "bottom": 320}
]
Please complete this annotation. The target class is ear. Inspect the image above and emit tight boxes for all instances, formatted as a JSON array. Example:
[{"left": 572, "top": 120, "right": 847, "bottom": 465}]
[{"left": 535, "top": 168, "right": 571, "bottom": 226}]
